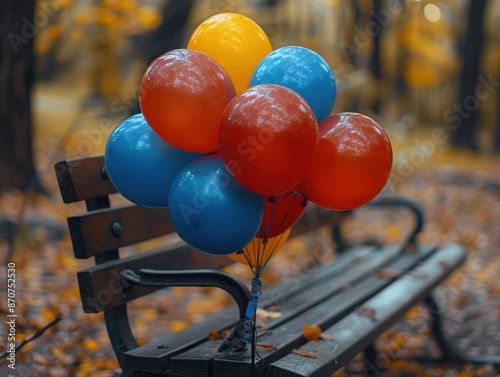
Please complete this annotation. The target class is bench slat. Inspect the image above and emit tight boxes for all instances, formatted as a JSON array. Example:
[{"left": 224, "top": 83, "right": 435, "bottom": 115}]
[
  {"left": 122, "top": 244, "right": 428, "bottom": 374},
  {"left": 123, "top": 245, "right": 379, "bottom": 374},
  {"left": 170, "top": 244, "right": 438, "bottom": 377},
  {"left": 267, "top": 243, "right": 467, "bottom": 377},
  {"left": 54, "top": 155, "right": 117, "bottom": 203},
  {"left": 68, "top": 205, "right": 173, "bottom": 258}
]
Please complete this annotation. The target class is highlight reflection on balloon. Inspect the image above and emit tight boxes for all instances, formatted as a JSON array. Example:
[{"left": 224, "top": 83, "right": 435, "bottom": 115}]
[
  {"left": 219, "top": 84, "right": 318, "bottom": 196},
  {"left": 105, "top": 113, "right": 205, "bottom": 208},
  {"left": 300, "top": 113, "right": 393, "bottom": 210},
  {"left": 139, "top": 49, "right": 235, "bottom": 153},
  {"left": 250, "top": 46, "right": 336, "bottom": 122}
]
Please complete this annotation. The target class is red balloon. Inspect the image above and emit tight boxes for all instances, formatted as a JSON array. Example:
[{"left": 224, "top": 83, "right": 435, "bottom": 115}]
[
  {"left": 219, "top": 84, "right": 318, "bottom": 195},
  {"left": 258, "top": 189, "right": 308, "bottom": 239},
  {"left": 139, "top": 49, "right": 235, "bottom": 153},
  {"left": 300, "top": 113, "right": 392, "bottom": 210}
]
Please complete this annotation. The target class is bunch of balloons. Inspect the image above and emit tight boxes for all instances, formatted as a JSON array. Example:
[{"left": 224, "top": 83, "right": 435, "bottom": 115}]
[{"left": 105, "top": 13, "right": 393, "bottom": 276}]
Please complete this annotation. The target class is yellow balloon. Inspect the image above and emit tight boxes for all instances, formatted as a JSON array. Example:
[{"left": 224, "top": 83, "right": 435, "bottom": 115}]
[
  {"left": 187, "top": 13, "right": 272, "bottom": 94},
  {"left": 230, "top": 228, "right": 291, "bottom": 272}
]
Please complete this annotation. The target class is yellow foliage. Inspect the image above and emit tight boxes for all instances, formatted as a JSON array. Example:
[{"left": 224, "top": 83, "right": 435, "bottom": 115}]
[
  {"left": 404, "top": 60, "right": 442, "bottom": 88},
  {"left": 102, "top": 0, "right": 138, "bottom": 12},
  {"left": 95, "top": 8, "right": 121, "bottom": 28},
  {"left": 40, "top": 307, "right": 59, "bottom": 322},
  {"left": 137, "top": 7, "right": 162, "bottom": 30},
  {"left": 385, "top": 224, "right": 401, "bottom": 241},
  {"left": 82, "top": 338, "right": 100, "bottom": 352},
  {"left": 170, "top": 320, "right": 191, "bottom": 333}
]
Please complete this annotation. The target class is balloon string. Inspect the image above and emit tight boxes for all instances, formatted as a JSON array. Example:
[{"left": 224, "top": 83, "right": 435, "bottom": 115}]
[
  {"left": 254, "top": 192, "right": 309, "bottom": 276},
  {"left": 241, "top": 250, "right": 258, "bottom": 277},
  {"left": 241, "top": 277, "right": 262, "bottom": 344},
  {"left": 271, "top": 192, "right": 308, "bottom": 237},
  {"left": 258, "top": 230, "right": 287, "bottom": 275}
]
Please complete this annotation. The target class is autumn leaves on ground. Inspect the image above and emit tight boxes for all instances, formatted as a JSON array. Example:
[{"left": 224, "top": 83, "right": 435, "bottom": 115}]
[{"left": 1, "top": 139, "right": 500, "bottom": 376}]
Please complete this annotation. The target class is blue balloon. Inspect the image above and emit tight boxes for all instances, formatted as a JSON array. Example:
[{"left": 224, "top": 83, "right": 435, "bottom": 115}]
[
  {"left": 250, "top": 46, "right": 336, "bottom": 122},
  {"left": 168, "top": 156, "right": 265, "bottom": 255},
  {"left": 105, "top": 113, "right": 205, "bottom": 208}
]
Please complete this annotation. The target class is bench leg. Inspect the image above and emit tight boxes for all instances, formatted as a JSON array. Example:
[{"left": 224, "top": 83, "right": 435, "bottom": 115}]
[
  {"left": 363, "top": 343, "right": 388, "bottom": 376},
  {"left": 424, "top": 294, "right": 500, "bottom": 367}
]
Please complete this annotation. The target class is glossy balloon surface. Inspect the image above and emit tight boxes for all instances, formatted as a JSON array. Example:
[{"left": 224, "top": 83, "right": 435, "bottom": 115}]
[
  {"left": 219, "top": 84, "right": 318, "bottom": 196},
  {"left": 229, "top": 228, "right": 290, "bottom": 271},
  {"left": 168, "top": 156, "right": 265, "bottom": 255},
  {"left": 105, "top": 113, "right": 205, "bottom": 208},
  {"left": 250, "top": 46, "right": 336, "bottom": 122},
  {"left": 187, "top": 12, "right": 272, "bottom": 94},
  {"left": 139, "top": 49, "right": 235, "bottom": 153},
  {"left": 300, "top": 113, "right": 393, "bottom": 210}
]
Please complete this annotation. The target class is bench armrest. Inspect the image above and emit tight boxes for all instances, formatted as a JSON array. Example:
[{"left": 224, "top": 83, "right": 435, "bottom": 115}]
[
  {"left": 121, "top": 268, "right": 251, "bottom": 352},
  {"left": 333, "top": 196, "right": 424, "bottom": 252}
]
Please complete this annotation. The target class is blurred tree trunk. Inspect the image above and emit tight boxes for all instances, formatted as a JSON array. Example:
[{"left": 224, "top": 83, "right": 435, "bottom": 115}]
[
  {"left": 452, "top": 0, "right": 487, "bottom": 150},
  {"left": 129, "top": 0, "right": 196, "bottom": 115},
  {"left": 0, "top": 0, "right": 43, "bottom": 193},
  {"left": 142, "top": 0, "right": 196, "bottom": 65}
]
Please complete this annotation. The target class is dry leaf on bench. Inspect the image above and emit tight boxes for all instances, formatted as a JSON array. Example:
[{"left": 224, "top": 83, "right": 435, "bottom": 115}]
[
  {"left": 256, "top": 343, "right": 277, "bottom": 351},
  {"left": 303, "top": 324, "right": 322, "bottom": 341},
  {"left": 355, "top": 306, "right": 377, "bottom": 320},
  {"left": 208, "top": 330, "right": 228, "bottom": 340},
  {"left": 292, "top": 349, "right": 318, "bottom": 358}
]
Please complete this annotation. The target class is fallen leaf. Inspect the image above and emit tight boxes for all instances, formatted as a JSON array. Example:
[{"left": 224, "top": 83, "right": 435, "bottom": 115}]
[
  {"left": 208, "top": 330, "right": 228, "bottom": 340},
  {"left": 257, "top": 308, "right": 282, "bottom": 319},
  {"left": 256, "top": 343, "right": 277, "bottom": 351},
  {"left": 376, "top": 269, "right": 402, "bottom": 278},
  {"left": 292, "top": 348, "right": 317, "bottom": 358},
  {"left": 303, "top": 324, "right": 322, "bottom": 341},
  {"left": 82, "top": 338, "right": 99, "bottom": 352},
  {"left": 320, "top": 333, "right": 335, "bottom": 341},
  {"left": 439, "top": 260, "right": 450, "bottom": 270},
  {"left": 170, "top": 320, "right": 190, "bottom": 333},
  {"left": 355, "top": 306, "right": 377, "bottom": 320}
]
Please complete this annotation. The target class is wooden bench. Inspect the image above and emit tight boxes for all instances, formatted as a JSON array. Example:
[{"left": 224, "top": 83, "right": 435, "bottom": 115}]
[{"left": 54, "top": 155, "right": 471, "bottom": 377}]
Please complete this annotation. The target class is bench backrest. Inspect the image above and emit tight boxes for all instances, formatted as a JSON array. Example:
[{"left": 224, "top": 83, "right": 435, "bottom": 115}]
[{"left": 54, "top": 155, "right": 340, "bottom": 312}]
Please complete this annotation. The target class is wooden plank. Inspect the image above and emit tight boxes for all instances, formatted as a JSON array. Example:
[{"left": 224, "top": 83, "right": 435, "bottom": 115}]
[
  {"left": 169, "top": 245, "right": 437, "bottom": 377},
  {"left": 267, "top": 244, "right": 467, "bottom": 377},
  {"left": 68, "top": 204, "right": 173, "bottom": 259},
  {"left": 77, "top": 244, "right": 232, "bottom": 313},
  {"left": 68, "top": 201, "right": 337, "bottom": 260},
  {"left": 54, "top": 155, "right": 117, "bottom": 203},
  {"left": 122, "top": 245, "right": 377, "bottom": 374}
]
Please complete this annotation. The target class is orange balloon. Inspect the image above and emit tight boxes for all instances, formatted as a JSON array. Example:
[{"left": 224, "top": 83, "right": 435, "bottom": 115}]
[
  {"left": 187, "top": 13, "right": 272, "bottom": 94},
  {"left": 139, "top": 49, "right": 235, "bottom": 153},
  {"left": 230, "top": 228, "right": 290, "bottom": 272}
]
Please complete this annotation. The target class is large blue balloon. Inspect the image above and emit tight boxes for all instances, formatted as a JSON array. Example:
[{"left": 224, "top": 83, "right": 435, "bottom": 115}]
[
  {"left": 250, "top": 46, "right": 336, "bottom": 122},
  {"left": 105, "top": 113, "right": 205, "bottom": 208},
  {"left": 168, "top": 156, "right": 265, "bottom": 255}
]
